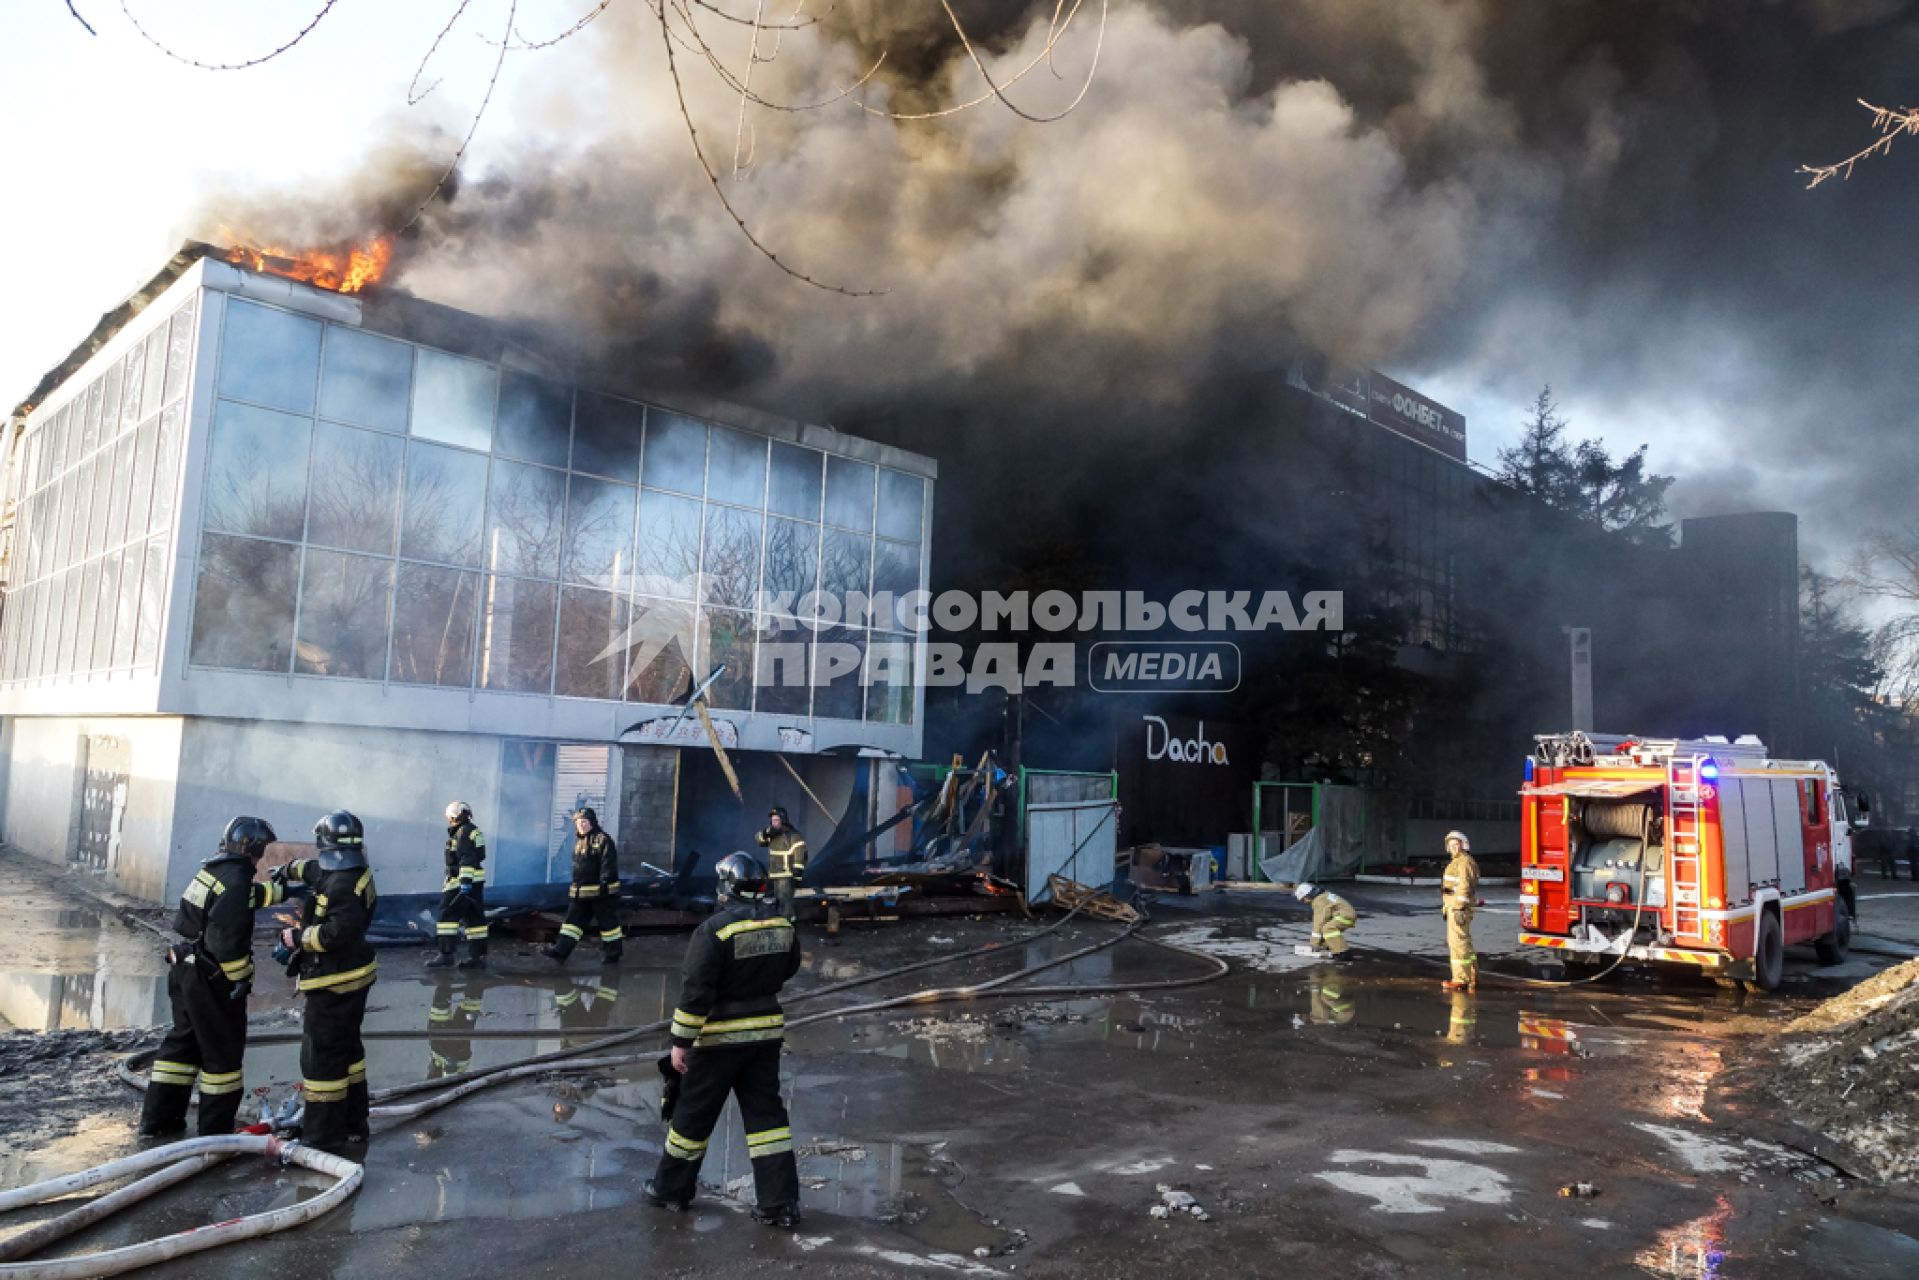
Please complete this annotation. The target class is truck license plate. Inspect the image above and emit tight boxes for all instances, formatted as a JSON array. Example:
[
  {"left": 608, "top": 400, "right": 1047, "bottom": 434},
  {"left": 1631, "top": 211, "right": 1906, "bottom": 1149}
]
[{"left": 1523, "top": 867, "right": 1565, "bottom": 883}]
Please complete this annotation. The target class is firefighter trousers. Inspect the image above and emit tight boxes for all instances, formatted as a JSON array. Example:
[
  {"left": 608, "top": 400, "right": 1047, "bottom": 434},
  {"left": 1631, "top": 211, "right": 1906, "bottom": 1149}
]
[
  {"left": 1445, "top": 908, "right": 1478, "bottom": 985},
  {"left": 651, "top": 1041, "right": 799, "bottom": 1210},
  {"left": 1316, "top": 911, "right": 1357, "bottom": 955},
  {"left": 552, "top": 894, "right": 623, "bottom": 959},
  {"left": 141, "top": 959, "right": 249, "bottom": 1136},
  {"left": 300, "top": 984, "right": 371, "bottom": 1152},
  {"left": 436, "top": 884, "right": 489, "bottom": 959},
  {"left": 772, "top": 876, "right": 796, "bottom": 922}
]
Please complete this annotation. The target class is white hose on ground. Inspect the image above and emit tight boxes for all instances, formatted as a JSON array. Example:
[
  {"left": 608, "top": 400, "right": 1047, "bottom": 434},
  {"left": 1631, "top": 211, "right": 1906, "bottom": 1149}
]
[
  {"left": 0, "top": 1153, "right": 229, "bottom": 1263},
  {"left": 0, "top": 1136, "right": 362, "bottom": 1280}
]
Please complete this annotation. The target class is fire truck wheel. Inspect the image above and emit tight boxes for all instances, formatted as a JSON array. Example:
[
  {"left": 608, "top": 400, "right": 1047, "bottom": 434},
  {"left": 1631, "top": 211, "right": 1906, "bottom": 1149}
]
[
  {"left": 1814, "top": 897, "right": 1852, "bottom": 967},
  {"left": 1745, "top": 910, "right": 1785, "bottom": 993}
]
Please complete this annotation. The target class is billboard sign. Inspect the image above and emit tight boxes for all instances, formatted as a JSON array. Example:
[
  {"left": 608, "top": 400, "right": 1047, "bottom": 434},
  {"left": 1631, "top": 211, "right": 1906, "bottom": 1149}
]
[{"left": 1290, "top": 362, "right": 1469, "bottom": 461}]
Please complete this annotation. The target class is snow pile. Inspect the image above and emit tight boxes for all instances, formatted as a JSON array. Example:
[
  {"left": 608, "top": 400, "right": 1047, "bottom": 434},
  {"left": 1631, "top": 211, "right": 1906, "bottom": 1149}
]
[{"left": 1763, "top": 957, "right": 1919, "bottom": 1181}]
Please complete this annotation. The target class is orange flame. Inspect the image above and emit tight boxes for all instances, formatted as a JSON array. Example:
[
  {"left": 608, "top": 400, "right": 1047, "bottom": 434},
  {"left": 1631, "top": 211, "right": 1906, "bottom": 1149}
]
[{"left": 224, "top": 236, "right": 394, "bottom": 294}]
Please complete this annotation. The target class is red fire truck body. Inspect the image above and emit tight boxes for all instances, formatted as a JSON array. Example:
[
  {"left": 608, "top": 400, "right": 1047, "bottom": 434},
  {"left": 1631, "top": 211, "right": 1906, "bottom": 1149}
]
[{"left": 1517, "top": 733, "right": 1858, "bottom": 989}]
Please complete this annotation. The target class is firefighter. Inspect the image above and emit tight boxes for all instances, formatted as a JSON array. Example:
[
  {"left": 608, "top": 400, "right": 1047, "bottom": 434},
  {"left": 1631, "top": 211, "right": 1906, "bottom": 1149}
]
[
  {"left": 272, "top": 810, "right": 379, "bottom": 1155},
  {"left": 755, "top": 805, "right": 808, "bottom": 921},
  {"left": 428, "top": 800, "right": 489, "bottom": 970},
  {"left": 1295, "top": 881, "right": 1358, "bottom": 957},
  {"left": 139, "top": 816, "right": 283, "bottom": 1138},
  {"left": 1440, "top": 830, "right": 1480, "bottom": 991},
  {"left": 644, "top": 852, "right": 803, "bottom": 1229},
  {"left": 426, "top": 972, "right": 485, "bottom": 1080},
  {"left": 544, "top": 807, "right": 623, "bottom": 965}
]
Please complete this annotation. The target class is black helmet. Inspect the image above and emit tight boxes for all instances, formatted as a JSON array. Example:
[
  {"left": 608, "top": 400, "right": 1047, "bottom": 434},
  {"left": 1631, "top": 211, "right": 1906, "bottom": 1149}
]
[
  {"left": 219, "top": 815, "right": 277, "bottom": 861},
  {"left": 314, "top": 810, "right": 365, "bottom": 851},
  {"left": 574, "top": 806, "right": 598, "bottom": 827},
  {"left": 715, "top": 851, "right": 769, "bottom": 902},
  {"left": 768, "top": 805, "right": 791, "bottom": 826}
]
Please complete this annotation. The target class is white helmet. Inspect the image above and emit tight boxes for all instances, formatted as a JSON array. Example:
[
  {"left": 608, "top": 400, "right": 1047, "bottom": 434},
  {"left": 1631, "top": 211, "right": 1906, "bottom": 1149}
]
[
  {"left": 446, "top": 800, "right": 473, "bottom": 824},
  {"left": 1294, "top": 881, "right": 1316, "bottom": 902},
  {"left": 1445, "top": 830, "right": 1470, "bottom": 851}
]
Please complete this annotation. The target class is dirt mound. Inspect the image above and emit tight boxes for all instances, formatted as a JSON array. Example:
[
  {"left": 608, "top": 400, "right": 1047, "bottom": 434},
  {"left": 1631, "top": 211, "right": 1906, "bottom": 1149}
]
[
  {"left": 1761, "top": 958, "right": 1919, "bottom": 1181},
  {"left": 0, "top": 1027, "right": 153, "bottom": 1158}
]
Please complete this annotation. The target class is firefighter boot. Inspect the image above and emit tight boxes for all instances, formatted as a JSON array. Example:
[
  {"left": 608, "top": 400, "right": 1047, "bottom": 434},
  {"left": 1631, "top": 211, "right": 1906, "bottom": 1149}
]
[
  {"left": 426, "top": 939, "right": 456, "bottom": 970},
  {"left": 460, "top": 936, "right": 488, "bottom": 971},
  {"left": 753, "top": 1203, "right": 803, "bottom": 1231},
  {"left": 643, "top": 1178, "right": 691, "bottom": 1211}
]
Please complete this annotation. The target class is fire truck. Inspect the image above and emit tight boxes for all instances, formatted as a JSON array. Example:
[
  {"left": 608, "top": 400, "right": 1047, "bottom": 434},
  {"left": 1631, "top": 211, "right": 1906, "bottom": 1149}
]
[{"left": 1517, "top": 732, "right": 1862, "bottom": 990}]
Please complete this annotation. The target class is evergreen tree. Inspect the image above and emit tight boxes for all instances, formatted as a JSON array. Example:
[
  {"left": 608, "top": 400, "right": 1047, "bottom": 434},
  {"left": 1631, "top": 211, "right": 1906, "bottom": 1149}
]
[{"left": 1498, "top": 386, "right": 1675, "bottom": 547}]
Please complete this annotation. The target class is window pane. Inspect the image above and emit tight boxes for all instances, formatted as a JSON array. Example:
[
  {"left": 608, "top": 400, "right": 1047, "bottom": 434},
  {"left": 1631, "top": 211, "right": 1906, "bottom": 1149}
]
[
  {"left": 411, "top": 348, "right": 496, "bottom": 450},
  {"left": 873, "top": 538, "right": 918, "bottom": 602},
  {"left": 151, "top": 404, "right": 183, "bottom": 534},
  {"left": 866, "top": 635, "right": 915, "bottom": 725},
  {"left": 701, "top": 608, "right": 757, "bottom": 710},
  {"left": 75, "top": 379, "right": 102, "bottom": 468},
  {"left": 562, "top": 474, "right": 636, "bottom": 587},
  {"left": 86, "top": 456, "right": 111, "bottom": 556},
  {"left": 824, "top": 456, "right": 875, "bottom": 531},
  {"left": 701, "top": 504, "right": 762, "bottom": 610},
  {"left": 496, "top": 370, "right": 572, "bottom": 468},
  {"left": 570, "top": 391, "right": 642, "bottom": 480},
  {"left": 120, "top": 343, "right": 147, "bottom": 433},
  {"left": 105, "top": 436, "right": 134, "bottom": 549},
  {"left": 320, "top": 327, "right": 412, "bottom": 431},
  {"left": 479, "top": 575, "right": 556, "bottom": 693},
  {"left": 63, "top": 470, "right": 89, "bottom": 570},
  {"left": 217, "top": 299, "right": 320, "bottom": 414},
  {"left": 768, "top": 443, "right": 821, "bottom": 521},
  {"left": 878, "top": 470, "right": 924, "bottom": 542},
  {"left": 112, "top": 544, "right": 141, "bottom": 668},
  {"left": 812, "top": 626, "right": 865, "bottom": 721},
  {"left": 391, "top": 562, "right": 479, "bottom": 687},
  {"left": 635, "top": 490, "right": 702, "bottom": 598},
  {"left": 707, "top": 428, "right": 767, "bottom": 508},
  {"left": 164, "top": 298, "right": 196, "bottom": 406},
  {"left": 820, "top": 528, "right": 871, "bottom": 603},
  {"left": 95, "top": 363, "right": 121, "bottom": 455},
  {"left": 205, "top": 400, "right": 310, "bottom": 540},
  {"left": 128, "top": 420, "right": 157, "bottom": 543},
  {"left": 191, "top": 534, "right": 299, "bottom": 672},
  {"left": 555, "top": 586, "right": 628, "bottom": 700},
  {"left": 624, "top": 596, "right": 696, "bottom": 704},
  {"left": 763, "top": 517, "right": 818, "bottom": 606},
  {"left": 484, "top": 461, "right": 566, "bottom": 580},
  {"left": 74, "top": 559, "right": 100, "bottom": 671},
  {"left": 307, "top": 422, "right": 404, "bottom": 554},
  {"left": 295, "top": 549, "right": 394, "bottom": 679},
  {"left": 141, "top": 330, "right": 168, "bottom": 429},
  {"left": 57, "top": 568, "right": 82, "bottom": 674},
  {"left": 754, "top": 629, "right": 811, "bottom": 717},
  {"left": 135, "top": 538, "right": 165, "bottom": 669},
  {"left": 641, "top": 411, "right": 705, "bottom": 495},
  {"left": 401, "top": 441, "right": 488, "bottom": 568},
  {"left": 90, "top": 552, "right": 120, "bottom": 670}
]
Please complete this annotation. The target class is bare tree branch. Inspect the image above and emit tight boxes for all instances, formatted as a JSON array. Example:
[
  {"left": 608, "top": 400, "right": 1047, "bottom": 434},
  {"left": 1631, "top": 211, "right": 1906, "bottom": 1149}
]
[
  {"left": 118, "top": 0, "right": 338, "bottom": 71},
  {"left": 401, "top": 0, "right": 518, "bottom": 233},
  {"left": 1801, "top": 98, "right": 1919, "bottom": 187},
  {"left": 66, "top": 2, "right": 96, "bottom": 36}
]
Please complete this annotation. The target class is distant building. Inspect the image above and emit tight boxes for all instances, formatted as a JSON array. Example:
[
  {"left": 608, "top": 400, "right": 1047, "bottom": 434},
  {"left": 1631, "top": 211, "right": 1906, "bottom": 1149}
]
[{"left": 0, "top": 247, "right": 934, "bottom": 904}]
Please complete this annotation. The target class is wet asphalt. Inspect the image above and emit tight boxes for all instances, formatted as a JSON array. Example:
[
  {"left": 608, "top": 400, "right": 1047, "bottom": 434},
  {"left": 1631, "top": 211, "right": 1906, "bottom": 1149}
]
[{"left": 3, "top": 851, "right": 1919, "bottom": 1278}]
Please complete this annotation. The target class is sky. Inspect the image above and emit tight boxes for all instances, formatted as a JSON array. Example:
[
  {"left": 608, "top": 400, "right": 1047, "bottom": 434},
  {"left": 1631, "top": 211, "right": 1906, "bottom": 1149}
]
[{"left": 5, "top": 1, "right": 1917, "bottom": 571}]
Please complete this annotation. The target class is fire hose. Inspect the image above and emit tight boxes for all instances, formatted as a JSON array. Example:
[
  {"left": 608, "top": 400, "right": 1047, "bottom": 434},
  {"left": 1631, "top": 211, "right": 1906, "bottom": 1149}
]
[{"left": 0, "top": 1137, "right": 362, "bottom": 1280}]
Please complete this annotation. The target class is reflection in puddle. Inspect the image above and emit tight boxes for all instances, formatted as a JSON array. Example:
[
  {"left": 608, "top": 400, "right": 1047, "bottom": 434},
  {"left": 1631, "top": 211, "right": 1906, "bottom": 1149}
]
[
  {"left": 789, "top": 996, "right": 1196, "bottom": 1074},
  {"left": 1635, "top": 1194, "right": 1732, "bottom": 1279}
]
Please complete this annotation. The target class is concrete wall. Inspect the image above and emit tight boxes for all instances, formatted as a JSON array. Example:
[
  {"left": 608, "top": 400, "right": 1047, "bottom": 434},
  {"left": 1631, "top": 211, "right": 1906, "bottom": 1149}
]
[
  {"left": 1405, "top": 817, "right": 1519, "bottom": 860},
  {"left": 0, "top": 715, "right": 185, "bottom": 901},
  {"left": 175, "top": 717, "right": 503, "bottom": 902},
  {"left": 619, "top": 745, "right": 678, "bottom": 870}
]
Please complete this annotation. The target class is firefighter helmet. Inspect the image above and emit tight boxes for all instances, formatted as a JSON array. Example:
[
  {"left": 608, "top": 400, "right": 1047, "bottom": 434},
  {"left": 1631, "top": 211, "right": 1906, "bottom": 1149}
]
[
  {"left": 219, "top": 815, "right": 277, "bottom": 861},
  {"left": 1294, "top": 881, "right": 1317, "bottom": 902},
  {"left": 445, "top": 800, "right": 473, "bottom": 825},
  {"left": 574, "top": 806, "right": 598, "bottom": 828},
  {"left": 768, "top": 805, "right": 791, "bottom": 826},
  {"left": 314, "top": 810, "right": 368, "bottom": 870},
  {"left": 715, "top": 851, "right": 770, "bottom": 902},
  {"left": 1444, "top": 830, "right": 1471, "bottom": 851}
]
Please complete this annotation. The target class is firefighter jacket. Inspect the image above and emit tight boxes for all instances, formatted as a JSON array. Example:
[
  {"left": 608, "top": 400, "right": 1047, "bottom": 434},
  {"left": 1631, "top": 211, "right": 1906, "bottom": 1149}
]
[
  {"left": 176, "top": 853, "right": 284, "bottom": 987},
  {"left": 284, "top": 857, "right": 379, "bottom": 994},
  {"left": 569, "top": 828, "right": 620, "bottom": 898},
  {"left": 668, "top": 901, "right": 802, "bottom": 1050},
  {"left": 1311, "top": 891, "right": 1356, "bottom": 941},
  {"left": 444, "top": 820, "right": 487, "bottom": 890},
  {"left": 1441, "top": 851, "right": 1480, "bottom": 916},
  {"left": 755, "top": 827, "right": 809, "bottom": 883}
]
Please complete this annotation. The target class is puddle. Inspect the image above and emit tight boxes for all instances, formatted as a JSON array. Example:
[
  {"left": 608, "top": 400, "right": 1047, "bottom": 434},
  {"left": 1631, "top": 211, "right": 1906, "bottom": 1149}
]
[
  {"left": 789, "top": 1138, "right": 1013, "bottom": 1258},
  {"left": 790, "top": 995, "right": 1196, "bottom": 1075},
  {"left": 1634, "top": 1195, "right": 1733, "bottom": 1279}
]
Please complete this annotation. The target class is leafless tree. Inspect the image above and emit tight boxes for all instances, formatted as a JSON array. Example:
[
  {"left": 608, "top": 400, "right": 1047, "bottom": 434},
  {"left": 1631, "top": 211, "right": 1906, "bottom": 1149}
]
[{"left": 1801, "top": 99, "right": 1919, "bottom": 187}]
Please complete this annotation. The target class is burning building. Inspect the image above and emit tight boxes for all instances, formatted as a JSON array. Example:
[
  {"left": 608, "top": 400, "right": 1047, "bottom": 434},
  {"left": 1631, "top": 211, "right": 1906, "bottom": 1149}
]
[{"left": 0, "top": 246, "right": 934, "bottom": 905}]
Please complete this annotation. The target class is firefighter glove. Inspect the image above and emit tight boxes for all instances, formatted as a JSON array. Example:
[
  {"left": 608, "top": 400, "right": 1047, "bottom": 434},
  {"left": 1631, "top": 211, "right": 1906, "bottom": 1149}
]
[{"left": 230, "top": 978, "right": 252, "bottom": 1002}]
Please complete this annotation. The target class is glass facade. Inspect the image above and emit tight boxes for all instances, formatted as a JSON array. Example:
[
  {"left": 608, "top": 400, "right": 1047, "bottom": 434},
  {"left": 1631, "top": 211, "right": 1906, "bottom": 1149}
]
[
  {"left": 174, "top": 297, "right": 928, "bottom": 723},
  {"left": 1345, "top": 422, "right": 1474, "bottom": 652},
  {"left": 1, "top": 297, "right": 194, "bottom": 685}
]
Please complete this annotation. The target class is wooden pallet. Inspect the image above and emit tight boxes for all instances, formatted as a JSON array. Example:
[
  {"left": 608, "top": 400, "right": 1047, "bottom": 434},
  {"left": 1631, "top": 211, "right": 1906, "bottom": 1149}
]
[{"left": 1046, "top": 874, "right": 1141, "bottom": 923}]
